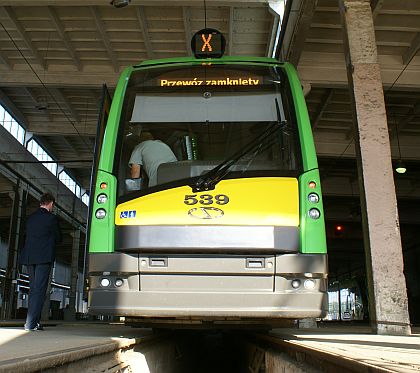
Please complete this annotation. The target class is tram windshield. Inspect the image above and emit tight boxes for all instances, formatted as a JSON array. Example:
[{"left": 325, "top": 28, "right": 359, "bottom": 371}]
[{"left": 116, "top": 63, "right": 302, "bottom": 197}]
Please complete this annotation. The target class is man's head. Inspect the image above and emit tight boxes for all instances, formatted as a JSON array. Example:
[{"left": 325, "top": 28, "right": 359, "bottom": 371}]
[
  {"left": 139, "top": 131, "right": 154, "bottom": 143},
  {"left": 40, "top": 193, "right": 55, "bottom": 212}
]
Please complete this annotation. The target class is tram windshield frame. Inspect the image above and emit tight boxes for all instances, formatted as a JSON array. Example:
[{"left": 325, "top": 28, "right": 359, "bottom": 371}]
[{"left": 115, "top": 63, "right": 303, "bottom": 200}]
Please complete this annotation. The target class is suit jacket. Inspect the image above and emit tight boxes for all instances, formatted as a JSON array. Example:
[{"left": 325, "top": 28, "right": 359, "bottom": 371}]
[{"left": 19, "top": 208, "right": 62, "bottom": 265}]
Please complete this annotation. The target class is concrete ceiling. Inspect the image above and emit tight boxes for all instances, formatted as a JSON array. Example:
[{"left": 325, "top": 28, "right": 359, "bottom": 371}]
[
  {"left": 274, "top": 0, "right": 420, "bottom": 208},
  {"left": 0, "top": 0, "right": 277, "bottom": 189}
]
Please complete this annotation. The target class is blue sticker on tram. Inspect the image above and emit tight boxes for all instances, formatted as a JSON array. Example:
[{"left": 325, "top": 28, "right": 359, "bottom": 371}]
[{"left": 120, "top": 210, "right": 136, "bottom": 219}]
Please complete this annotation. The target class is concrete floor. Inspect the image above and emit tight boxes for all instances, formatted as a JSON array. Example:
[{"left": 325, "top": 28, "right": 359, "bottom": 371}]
[
  {"left": 0, "top": 322, "right": 419, "bottom": 372},
  {"left": 271, "top": 325, "right": 420, "bottom": 373},
  {"left": 0, "top": 322, "right": 154, "bottom": 372}
]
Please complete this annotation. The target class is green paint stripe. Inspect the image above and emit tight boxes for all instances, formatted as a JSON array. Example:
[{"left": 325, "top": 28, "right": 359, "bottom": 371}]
[
  {"left": 283, "top": 63, "right": 318, "bottom": 171},
  {"left": 98, "top": 67, "right": 132, "bottom": 172}
]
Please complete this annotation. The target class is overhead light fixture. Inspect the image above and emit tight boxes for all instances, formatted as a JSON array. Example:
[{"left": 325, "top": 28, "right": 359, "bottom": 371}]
[
  {"left": 110, "top": 0, "right": 130, "bottom": 8},
  {"left": 395, "top": 160, "right": 407, "bottom": 174},
  {"left": 394, "top": 115, "right": 407, "bottom": 174},
  {"left": 35, "top": 101, "right": 48, "bottom": 111}
]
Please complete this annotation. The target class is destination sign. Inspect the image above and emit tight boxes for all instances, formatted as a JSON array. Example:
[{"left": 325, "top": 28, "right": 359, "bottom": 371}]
[
  {"left": 160, "top": 77, "right": 261, "bottom": 87},
  {"left": 191, "top": 28, "right": 225, "bottom": 58}
]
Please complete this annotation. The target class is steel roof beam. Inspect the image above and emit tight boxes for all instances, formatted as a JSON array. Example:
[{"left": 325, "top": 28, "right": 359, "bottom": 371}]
[
  {"left": 0, "top": 126, "right": 88, "bottom": 227},
  {"left": 312, "top": 88, "right": 333, "bottom": 130},
  {"left": 27, "top": 122, "right": 96, "bottom": 136},
  {"left": 47, "top": 6, "right": 82, "bottom": 71},
  {"left": 22, "top": 87, "right": 39, "bottom": 105},
  {"left": 49, "top": 88, "right": 81, "bottom": 123},
  {"left": 228, "top": 7, "right": 235, "bottom": 55},
  {"left": 182, "top": 7, "right": 192, "bottom": 56},
  {"left": 54, "top": 160, "right": 92, "bottom": 169},
  {"left": 283, "top": 0, "right": 317, "bottom": 66},
  {"left": 61, "top": 136, "right": 80, "bottom": 157},
  {"left": 90, "top": 6, "right": 119, "bottom": 72},
  {"left": 0, "top": 88, "right": 28, "bottom": 127},
  {"left": 3, "top": 6, "right": 46, "bottom": 70},
  {"left": 136, "top": 6, "right": 154, "bottom": 60},
  {"left": 0, "top": 52, "right": 11, "bottom": 69},
  {"left": 393, "top": 102, "right": 420, "bottom": 133},
  {"left": 0, "top": 1, "right": 271, "bottom": 5},
  {"left": 402, "top": 33, "right": 420, "bottom": 66},
  {"left": 370, "top": 0, "right": 384, "bottom": 19}
]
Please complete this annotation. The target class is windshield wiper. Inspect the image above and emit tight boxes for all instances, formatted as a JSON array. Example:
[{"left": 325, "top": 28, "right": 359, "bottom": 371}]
[{"left": 192, "top": 99, "right": 287, "bottom": 192}]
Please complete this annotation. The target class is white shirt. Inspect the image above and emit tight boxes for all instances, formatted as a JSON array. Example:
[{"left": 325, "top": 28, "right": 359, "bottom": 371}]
[{"left": 129, "top": 140, "right": 177, "bottom": 186}]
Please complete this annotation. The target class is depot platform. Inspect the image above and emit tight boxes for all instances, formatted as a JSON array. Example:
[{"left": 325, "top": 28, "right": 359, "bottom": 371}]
[
  {"left": 0, "top": 322, "right": 419, "bottom": 372},
  {"left": 267, "top": 325, "right": 420, "bottom": 373},
  {"left": 0, "top": 322, "right": 155, "bottom": 372}
]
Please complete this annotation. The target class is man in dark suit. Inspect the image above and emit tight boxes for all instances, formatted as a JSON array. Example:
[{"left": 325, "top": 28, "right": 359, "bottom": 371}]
[{"left": 19, "top": 193, "right": 61, "bottom": 331}]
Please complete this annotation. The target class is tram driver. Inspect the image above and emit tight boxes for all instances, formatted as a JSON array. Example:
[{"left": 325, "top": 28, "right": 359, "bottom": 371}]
[{"left": 126, "top": 131, "right": 177, "bottom": 190}]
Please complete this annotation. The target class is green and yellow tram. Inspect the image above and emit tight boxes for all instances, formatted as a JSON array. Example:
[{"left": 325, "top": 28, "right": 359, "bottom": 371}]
[{"left": 87, "top": 30, "right": 327, "bottom": 326}]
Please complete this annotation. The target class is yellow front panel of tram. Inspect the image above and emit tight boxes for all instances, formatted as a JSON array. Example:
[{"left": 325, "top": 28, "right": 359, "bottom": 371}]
[{"left": 115, "top": 177, "right": 299, "bottom": 226}]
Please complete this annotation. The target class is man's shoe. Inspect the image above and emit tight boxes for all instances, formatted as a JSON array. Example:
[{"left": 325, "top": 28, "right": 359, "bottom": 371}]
[{"left": 24, "top": 323, "right": 44, "bottom": 331}]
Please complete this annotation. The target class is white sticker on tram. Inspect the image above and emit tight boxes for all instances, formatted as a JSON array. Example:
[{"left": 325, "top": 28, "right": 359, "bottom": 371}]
[{"left": 120, "top": 210, "right": 137, "bottom": 219}]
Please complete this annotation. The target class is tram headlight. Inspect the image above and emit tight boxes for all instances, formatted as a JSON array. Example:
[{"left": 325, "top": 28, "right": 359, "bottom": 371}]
[
  {"left": 291, "top": 279, "right": 301, "bottom": 289},
  {"left": 100, "top": 278, "right": 110, "bottom": 287},
  {"left": 95, "top": 208, "right": 107, "bottom": 219},
  {"left": 115, "top": 278, "right": 124, "bottom": 287},
  {"left": 308, "top": 208, "right": 320, "bottom": 219},
  {"left": 308, "top": 193, "right": 319, "bottom": 203},
  {"left": 304, "top": 279, "right": 316, "bottom": 290},
  {"left": 96, "top": 193, "right": 108, "bottom": 204}
]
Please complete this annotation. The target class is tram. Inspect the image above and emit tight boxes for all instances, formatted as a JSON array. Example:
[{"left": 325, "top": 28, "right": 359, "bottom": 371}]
[{"left": 87, "top": 29, "right": 328, "bottom": 326}]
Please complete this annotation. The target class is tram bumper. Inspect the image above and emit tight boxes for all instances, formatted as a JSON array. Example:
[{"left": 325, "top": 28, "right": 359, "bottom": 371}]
[
  {"left": 89, "top": 291, "right": 326, "bottom": 319},
  {"left": 88, "top": 252, "right": 328, "bottom": 320}
]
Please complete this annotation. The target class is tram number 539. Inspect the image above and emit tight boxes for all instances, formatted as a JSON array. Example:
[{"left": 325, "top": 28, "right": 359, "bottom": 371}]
[{"left": 184, "top": 194, "right": 229, "bottom": 205}]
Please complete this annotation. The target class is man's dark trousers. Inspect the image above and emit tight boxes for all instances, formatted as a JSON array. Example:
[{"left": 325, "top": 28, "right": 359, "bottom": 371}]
[
  {"left": 25, "top": 263, "right": 51, "bottom": 329},
  {"left": 19, "top": 207, "right": 61, "bottom": 329}
]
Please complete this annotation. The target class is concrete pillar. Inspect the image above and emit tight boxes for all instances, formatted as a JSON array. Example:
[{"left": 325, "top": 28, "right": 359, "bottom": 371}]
[
  {"left": 0, "top": 181, "right": 25, "bottom": 320},
  {"left": 339, "top": 0, "right": 411, "bottom": 335},
  {"left": 64, "top": 229, "right": 80, "bottom": 321}
]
